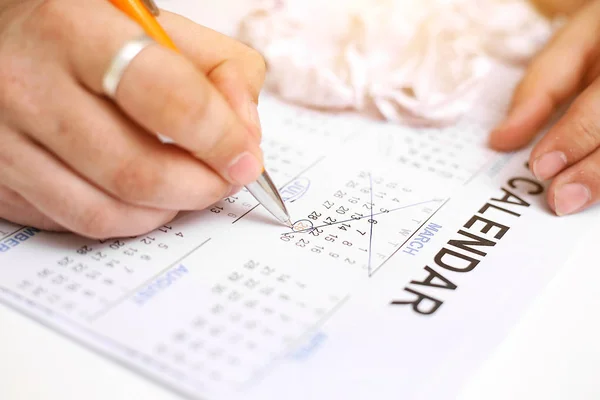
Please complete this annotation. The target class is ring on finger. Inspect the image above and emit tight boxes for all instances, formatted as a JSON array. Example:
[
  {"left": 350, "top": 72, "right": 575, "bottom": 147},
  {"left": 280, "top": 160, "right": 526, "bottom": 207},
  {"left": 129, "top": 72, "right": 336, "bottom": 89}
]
[
  {"left": 101, "top": 34, "right": 174, "bottom": 144},
  {"left": 102, "top": 34, "right": 155, "bottom": 99}
]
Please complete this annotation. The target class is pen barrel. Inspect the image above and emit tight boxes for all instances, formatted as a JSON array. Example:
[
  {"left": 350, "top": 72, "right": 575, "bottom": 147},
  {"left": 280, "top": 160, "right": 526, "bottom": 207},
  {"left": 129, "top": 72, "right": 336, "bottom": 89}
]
[{"left": 108, "top": 0, "right": 178, "bottom": 50}]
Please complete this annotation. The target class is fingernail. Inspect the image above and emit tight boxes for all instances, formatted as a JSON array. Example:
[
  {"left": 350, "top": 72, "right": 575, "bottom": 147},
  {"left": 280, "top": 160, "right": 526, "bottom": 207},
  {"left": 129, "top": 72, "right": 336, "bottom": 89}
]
[
  {"left": 532, "top": 151, "right": 567, "bottom": 180},
  {"left": 554, "top": 183, "right": 591, "bottom": 216},
  {"left": 247, "top": 101, "right": 262, "bottom": 139},
  {"left": 227, "top": 152, "right": 262, "bottom": 185}
]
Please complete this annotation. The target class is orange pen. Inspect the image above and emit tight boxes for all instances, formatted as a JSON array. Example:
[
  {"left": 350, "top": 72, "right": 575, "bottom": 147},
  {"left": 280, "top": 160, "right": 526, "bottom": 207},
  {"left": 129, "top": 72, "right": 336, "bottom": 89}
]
[{"left": 108, "top": 0, "right": 177, "bottom": 50}]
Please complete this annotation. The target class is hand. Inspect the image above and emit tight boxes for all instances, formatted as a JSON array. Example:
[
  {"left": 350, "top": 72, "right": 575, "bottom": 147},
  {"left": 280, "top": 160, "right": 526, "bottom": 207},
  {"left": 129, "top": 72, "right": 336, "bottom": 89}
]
[
  {"left": 489, "top": 0, "right": 600, "bottom": 216},
  {"left": 0, "top": 0, "right": 266, "bottom": 238}
]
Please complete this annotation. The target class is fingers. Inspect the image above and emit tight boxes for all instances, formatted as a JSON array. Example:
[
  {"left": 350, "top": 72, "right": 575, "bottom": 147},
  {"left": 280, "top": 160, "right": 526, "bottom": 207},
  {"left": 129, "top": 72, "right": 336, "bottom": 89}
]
[
  {"left": 489, "top": 0, "right": 600, "bottom": 151},
  {"left": 546, "top": 148, "right": 600, "bottom": 216},
  {"left": 16, "top": 74, "right": 232, "bottom": 211},
  {"left": 0, "top": 129, "right": 177, "bottom": 239},
  {"left": 202, "top": 59, "right": 263, "bottom": 142},
  {"left": 35, "top": 0, "right": 263, "bottom": 186},
  {"left": 0, "top": 185, "right": 65, "bottom": 232},
  {"left": 528, "top": 77, "right": 600, "bottom": 217},
  {"left": 157, "top": 11, "right": 266, "bottom": 139},
  {"left": 157, "top": 12, "right": 266, "bottom": 101},
  {"left": 488, "top": 0, "right": 600, "bottom": 217},
  {"left": 530, "top": 78, "right": 600, "bottom": 182},
  {"left": 112, "top": 44, "right": 263, "bottom": 185}
]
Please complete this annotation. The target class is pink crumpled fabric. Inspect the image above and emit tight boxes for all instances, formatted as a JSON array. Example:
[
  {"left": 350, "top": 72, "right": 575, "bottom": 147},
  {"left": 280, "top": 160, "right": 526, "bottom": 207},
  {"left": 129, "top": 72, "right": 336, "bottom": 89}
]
[{"left": 237, "top": 0, "right": 561, "bottom": 126}]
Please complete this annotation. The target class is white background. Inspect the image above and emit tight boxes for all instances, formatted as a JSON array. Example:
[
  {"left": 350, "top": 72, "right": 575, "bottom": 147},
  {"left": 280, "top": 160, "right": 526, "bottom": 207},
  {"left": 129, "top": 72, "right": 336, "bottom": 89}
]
[{"left": 2, "top": 1, "right": 600, "bottom": 399}]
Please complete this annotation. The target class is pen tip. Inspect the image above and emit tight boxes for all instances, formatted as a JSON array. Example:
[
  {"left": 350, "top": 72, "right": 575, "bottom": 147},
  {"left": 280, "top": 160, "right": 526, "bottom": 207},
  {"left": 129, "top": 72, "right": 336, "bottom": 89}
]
[{"left": 284, "top": 219, "right": 293, "bottom": 229}]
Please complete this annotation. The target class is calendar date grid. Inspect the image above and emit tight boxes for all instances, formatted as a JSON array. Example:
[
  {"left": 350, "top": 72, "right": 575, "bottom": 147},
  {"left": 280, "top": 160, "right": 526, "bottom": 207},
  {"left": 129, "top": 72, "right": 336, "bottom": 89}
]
[{"left": 150, "top": 258, "right": 346, "bottom": 390}]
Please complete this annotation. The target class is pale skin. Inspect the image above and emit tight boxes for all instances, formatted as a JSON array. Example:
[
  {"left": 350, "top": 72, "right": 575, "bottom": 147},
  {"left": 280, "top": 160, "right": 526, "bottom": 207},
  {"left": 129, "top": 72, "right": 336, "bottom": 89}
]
[
  {"left": 0, "top": 0, "right": 598, "bottom": 239},
  {"left": 0, "top": 0, "right": 266, "bottom": 238}
]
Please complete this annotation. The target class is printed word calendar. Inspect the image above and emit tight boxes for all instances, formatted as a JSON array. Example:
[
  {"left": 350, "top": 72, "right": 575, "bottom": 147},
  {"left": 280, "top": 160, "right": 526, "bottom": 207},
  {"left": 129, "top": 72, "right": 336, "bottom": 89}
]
[{"left": 1, "top": 63, "right": 598, "bottom": 400}]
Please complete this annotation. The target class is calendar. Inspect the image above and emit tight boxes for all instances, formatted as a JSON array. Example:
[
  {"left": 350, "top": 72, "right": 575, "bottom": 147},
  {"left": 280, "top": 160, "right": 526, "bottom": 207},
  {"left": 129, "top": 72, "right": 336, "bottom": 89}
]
[{"left": 1, "top": 63, "right": 598, "bottom": 400}]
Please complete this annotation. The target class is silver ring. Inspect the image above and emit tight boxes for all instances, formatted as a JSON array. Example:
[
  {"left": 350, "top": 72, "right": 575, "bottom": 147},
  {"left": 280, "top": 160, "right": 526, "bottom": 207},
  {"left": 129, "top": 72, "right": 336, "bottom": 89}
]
[{"left": 102, "top": 34, "right": 155, "bottom": 98}]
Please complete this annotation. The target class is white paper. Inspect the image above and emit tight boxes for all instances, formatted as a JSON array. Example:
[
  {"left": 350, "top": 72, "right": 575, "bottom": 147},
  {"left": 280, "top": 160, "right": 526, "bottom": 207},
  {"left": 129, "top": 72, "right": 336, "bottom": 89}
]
[{"left": 0, "top": 63, "right": 596, "bottom": 400}]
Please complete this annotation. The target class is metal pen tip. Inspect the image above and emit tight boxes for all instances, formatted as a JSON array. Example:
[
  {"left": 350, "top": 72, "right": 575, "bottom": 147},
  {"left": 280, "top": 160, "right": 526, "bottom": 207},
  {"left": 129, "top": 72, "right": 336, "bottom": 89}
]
[{"left": 245, "top": 169, "right": 295, "bottom": 229}]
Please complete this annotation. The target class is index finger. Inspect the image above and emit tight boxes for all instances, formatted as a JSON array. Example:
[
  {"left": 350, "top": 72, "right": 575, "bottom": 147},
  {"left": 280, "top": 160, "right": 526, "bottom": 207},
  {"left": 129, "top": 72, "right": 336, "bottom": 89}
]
[
  {"left": 489, "top": 0, "right": 600, "bottom": 151},
  {"left": 49, "top": 0, "right": 264, "bottom": 186},
  {"left": 157, "top": 11, "right": 267, "bottom": 102},
  {"left": 114, "top": 44, "right": 265, "bottom": 186},
  {"left": 158, "top": 12, "right": 267, "bottom": 141}
]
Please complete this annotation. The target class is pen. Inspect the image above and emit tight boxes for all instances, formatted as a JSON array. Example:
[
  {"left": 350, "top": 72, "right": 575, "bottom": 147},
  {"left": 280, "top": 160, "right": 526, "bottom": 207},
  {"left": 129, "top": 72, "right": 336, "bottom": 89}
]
[{"left": 108, "top": 0, "right": 294, "bottom": 228}]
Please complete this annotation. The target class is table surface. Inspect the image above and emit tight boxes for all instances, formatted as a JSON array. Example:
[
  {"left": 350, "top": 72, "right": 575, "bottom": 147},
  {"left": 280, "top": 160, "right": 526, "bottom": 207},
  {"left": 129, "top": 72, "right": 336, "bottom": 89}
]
[{"left": 2, "top": 1, "right": 600, "bottom": 399}]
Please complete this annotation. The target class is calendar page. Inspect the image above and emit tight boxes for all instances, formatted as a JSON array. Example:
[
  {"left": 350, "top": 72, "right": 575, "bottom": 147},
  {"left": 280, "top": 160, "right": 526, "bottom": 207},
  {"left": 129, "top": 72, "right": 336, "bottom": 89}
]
[{"left": 0, "top": 64, "right": 597, "bottom": 400}]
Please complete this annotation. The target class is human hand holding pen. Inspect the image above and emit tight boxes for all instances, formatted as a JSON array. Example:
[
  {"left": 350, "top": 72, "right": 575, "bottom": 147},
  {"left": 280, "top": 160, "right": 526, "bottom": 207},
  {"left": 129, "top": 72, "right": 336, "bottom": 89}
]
[{"left": 0, "top": 0, "right": 266, "bottom": 238}]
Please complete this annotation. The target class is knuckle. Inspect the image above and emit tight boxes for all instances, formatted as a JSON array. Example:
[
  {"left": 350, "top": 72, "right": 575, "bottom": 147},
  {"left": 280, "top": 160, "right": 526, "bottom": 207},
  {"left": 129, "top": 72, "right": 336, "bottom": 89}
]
[
  {"left": 0, "top": 55, "right": 41, "bottom": 121},
  {"left": 244, "top": 48, "right": 267, "bottom": 81},
  {"left": 112, "top": 156, "right": 165, "bottom": 205},
  {"left": 571, "top": 111, "right": 600, "bottom": 149},
  {"left": 0, "top": 3, "right": 71, "bottom": 123}
]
